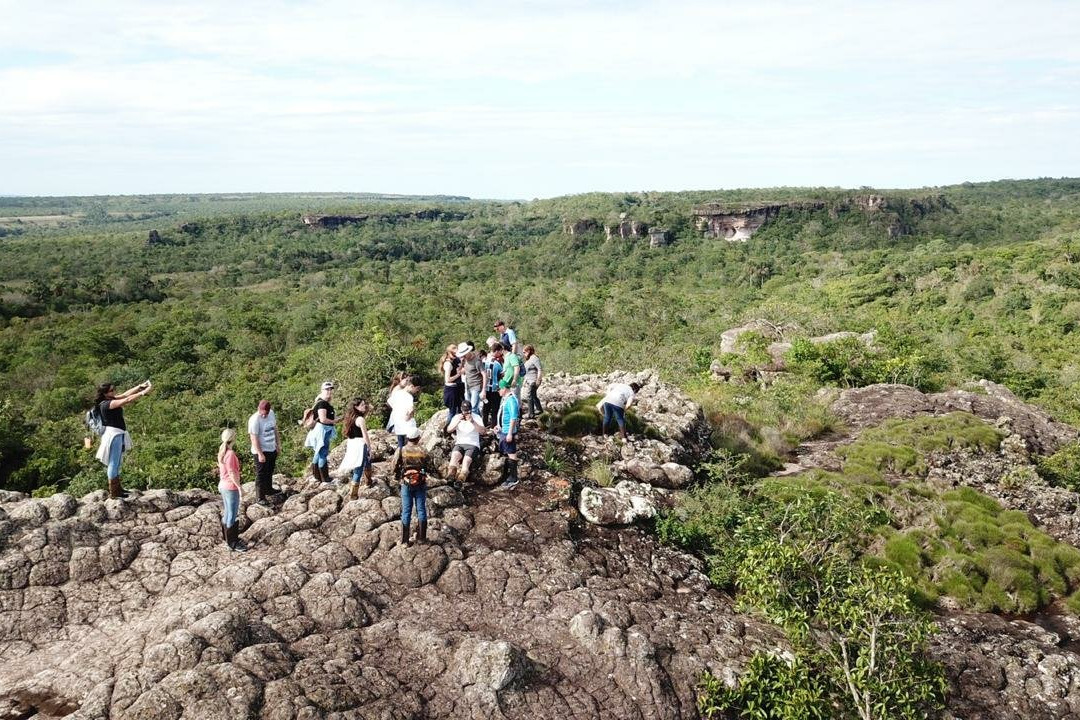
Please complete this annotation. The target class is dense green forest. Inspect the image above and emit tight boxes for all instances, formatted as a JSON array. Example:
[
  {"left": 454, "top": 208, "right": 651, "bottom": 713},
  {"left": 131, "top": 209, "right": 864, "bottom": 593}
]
[{"left": 1, "top": 179, "right": 1079, "bottom": 498}]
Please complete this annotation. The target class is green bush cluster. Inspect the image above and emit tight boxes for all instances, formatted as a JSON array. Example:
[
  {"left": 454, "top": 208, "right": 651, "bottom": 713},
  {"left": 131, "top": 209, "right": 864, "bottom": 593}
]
[
  {"left": 786, "top": 332, "right": 947, "bottom": 392},
  {"left": 665, "top": 477, "right": 944, "bottom": 720},
  {"left": 540, "top": 395, "right": 657, "bottom": 438},
  {"left": 882, "top": 489, "right": 1080, "bottom": 613},
  {"left": 838, "top": 412, "right": 1002, "bottom": 480},
  {"left": 1037, "top": 441, "right": 1080, "bottom": 491}
]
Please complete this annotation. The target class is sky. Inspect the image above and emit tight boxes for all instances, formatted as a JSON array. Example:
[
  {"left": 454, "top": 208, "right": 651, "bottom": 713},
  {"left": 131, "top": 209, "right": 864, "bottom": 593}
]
[{"left": 1, "top": 0, "right": 1078, "bottom": 198}]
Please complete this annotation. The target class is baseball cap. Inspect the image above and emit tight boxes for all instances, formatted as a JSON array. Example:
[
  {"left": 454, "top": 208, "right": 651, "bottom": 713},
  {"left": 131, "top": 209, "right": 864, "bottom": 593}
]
[{"left": 321, "top": 381, "right": 335, "bottom": 390}]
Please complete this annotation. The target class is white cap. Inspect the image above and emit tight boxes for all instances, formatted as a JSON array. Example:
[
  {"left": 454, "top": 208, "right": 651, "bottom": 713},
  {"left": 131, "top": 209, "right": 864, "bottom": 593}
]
[
  {"left": 321, "top": 380, "right": 335, "bottom": 390},
  {"left": 407, "top": 427, "right": 422, "bottom": 440},
  {"left": 455, "top": 342, "right": 471, "bottom": 358}
]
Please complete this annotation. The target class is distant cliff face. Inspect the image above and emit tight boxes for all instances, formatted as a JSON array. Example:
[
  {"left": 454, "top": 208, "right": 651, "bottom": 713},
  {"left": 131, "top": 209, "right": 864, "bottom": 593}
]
[{"left": 692, "top": 194, "right": 953, "bottom": 241}]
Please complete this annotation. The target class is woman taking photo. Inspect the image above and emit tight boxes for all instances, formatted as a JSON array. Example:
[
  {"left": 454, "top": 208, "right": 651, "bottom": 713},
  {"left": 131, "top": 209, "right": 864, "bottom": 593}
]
[
  {"left": 522, "top": 345, "right": 544, "bottom": 419},
  {"left": 93, "top": 379, "right": 152, "bottom": 499},
  {"left": 217, "top": 428, "right": 247, "bottom": 552},
  {"left": 340, "top": 397, "right": 374, "bottom": 500}
]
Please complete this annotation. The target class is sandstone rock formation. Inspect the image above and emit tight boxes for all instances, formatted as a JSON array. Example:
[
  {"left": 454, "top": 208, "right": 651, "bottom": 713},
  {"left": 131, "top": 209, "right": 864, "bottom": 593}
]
[{"left": 0, "top": 476, "right": 784, "bottom": 719}]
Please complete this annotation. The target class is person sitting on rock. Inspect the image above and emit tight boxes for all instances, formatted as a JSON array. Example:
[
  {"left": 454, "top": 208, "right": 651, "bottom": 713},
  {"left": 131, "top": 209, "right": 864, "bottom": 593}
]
[
  {"left": 390, "top": 426, "right": 434, "bottom": 546},
  {"left": 446, "top": 399, "right": 487, "bottom": 483},
  {"left": 217, "top": 428, "right": 247, "bottom": 552},
  {"left": 496, "top": 382, "right": 521, "bottom": 490},
  {"left": 340, "top": 397, "right": 374, "bottom": 500},
  {"left": 598, "top": 381, "right": 642, "bottom": 441}
]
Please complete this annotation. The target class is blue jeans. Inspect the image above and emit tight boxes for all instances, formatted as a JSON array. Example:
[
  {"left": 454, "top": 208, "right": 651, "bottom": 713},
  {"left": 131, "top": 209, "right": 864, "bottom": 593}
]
[
  {"left": 313, "top": 423, "right": 335, "bottom": 467},
  {"left": 220, "top": 488, "right": 239, "bottom": 527},
  {"left": 397, "top": 434, "right": 407, "bottom": 449},
  {"left": 350, "top": 446, "right": 370, "bottom": 485},
  {"left": 465, "top": 387, "right": 482, "bottom": 415},
  {"left": 602, "top": 402, "right": 626, "bottom": 431},
  {"left": 107, "top": 433, "right": 125, "bottom": 480},
  {"left": 400, "top": 483, "right": 427, "bottom": 528}
]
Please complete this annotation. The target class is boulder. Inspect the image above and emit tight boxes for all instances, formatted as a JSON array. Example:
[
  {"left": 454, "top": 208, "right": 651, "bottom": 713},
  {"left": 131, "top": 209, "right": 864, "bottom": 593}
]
[{"left": 579, "top": 481, "right": 671, "bottom": 525}]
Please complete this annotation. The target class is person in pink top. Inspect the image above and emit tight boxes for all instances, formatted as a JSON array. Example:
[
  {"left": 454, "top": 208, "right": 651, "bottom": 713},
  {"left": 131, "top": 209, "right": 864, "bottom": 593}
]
[{"left": 217, "top": 428, "right": 247, "bottom": 552}]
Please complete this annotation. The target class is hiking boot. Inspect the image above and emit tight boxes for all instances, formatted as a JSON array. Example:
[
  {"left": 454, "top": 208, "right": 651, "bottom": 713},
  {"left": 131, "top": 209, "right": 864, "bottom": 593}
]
[
  {"left": 401, "top": 522, "right": 411, "bottom": 547},
  {"left": 309, "top": 463, "right": 321, "bottom": 483},
  {"left": 349, "top": 483, "right": 359, "bottom": 501},
  {"left": 417, "top": 520, "right": 428, "bottom": 544},
  {"left": 108, "top": 477, "right": 129, "bottom": 499},
  {"left": 227, "top": 523, "right": 248, "bottom": 553}
]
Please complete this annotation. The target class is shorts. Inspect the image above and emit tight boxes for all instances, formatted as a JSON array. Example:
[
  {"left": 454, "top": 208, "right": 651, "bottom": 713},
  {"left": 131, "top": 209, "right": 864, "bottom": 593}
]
[
  {"left": 497, "top": 433, "right": 517, "bottom": 455},
  {"left": 453, "top": 444, "right": 480, "bottom": 459}
]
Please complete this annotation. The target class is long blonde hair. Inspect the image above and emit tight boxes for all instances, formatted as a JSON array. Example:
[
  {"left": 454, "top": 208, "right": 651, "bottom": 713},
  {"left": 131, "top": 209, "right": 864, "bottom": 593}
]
[
  {"left": 437, "top": 344, "right": 456, "bottom": 374},
  {"left": 218, "top": 427, "right": 236, "bottom": 463}
]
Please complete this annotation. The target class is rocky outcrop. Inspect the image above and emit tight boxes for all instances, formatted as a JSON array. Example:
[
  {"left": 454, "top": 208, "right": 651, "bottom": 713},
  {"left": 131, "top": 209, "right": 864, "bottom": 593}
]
[
  {"left": 578, "top": 481, "right": 675, "bottom": 526},
  {"left": 934, "top": 613, "right": 1080, "bottom": 719},
  {"left": 538, "top": 370, "right": 711, "bottom": 460},
  {"left": 693, "top": 194, "right": 952, "bottom": 242},
  {"left": 832, "top": 380, "right": 1079, "bottom": 455},
  {"left": 648, "top": 228, "right": 672, "bottom": 248},
  {"left": 604, "top": 220, "right": 647, "bottom": 240},
  {"left": 693, "top": 203, "right": 805, "bottom": 242},
  {"left": 562, "top": 219, "right": 599, "bottom": 236},
  {"left": 302, "top": 210, "right": 467, "bottom": 229},
  {"left": 0, "top": 473, "right": 783, "bottom": 719}
]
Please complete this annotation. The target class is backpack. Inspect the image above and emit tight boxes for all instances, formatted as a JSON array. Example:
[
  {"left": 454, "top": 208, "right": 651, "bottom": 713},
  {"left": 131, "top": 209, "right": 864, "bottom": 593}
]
[
  {"left": 300, "top": 407, "right": 317, "bottom": 430},
  {"left": 85, "top": 405, "right": 105, "bottom": 436},
  {"left": 400, "top": 445, "right": 427, "bottom": 486}
]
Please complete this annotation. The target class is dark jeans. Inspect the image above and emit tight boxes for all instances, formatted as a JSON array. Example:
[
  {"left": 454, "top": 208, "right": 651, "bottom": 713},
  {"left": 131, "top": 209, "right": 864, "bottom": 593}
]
[
  {"left": 524, "top": 382, "right": 543, "bottom": 417},
  {"left": 602, "top": 402, "right": 626, "bottom": 431},
  {"left": 254, "top": 450, "right": 277, "bottom": 497},
  {"left": 483, "top": 390, "right": 501, "bottom": 427}
]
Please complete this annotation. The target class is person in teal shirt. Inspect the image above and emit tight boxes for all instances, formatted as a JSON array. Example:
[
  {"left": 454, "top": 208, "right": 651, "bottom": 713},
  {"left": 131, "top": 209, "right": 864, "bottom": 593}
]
[{"left": 496, "top": 383, "right": 520, "bottom": 489}]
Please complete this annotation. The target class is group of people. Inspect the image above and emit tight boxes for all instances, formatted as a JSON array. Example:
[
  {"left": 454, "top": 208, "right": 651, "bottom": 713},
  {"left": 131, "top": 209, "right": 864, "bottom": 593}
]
[{"left": 88, "top": 319, "right": 645, "bottom": 553}]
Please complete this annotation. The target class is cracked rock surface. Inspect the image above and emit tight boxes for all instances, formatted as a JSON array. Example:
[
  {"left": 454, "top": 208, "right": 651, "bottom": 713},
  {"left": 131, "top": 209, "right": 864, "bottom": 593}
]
[{"left": 0, "top": 471, "right": 779, "bottom": 718}]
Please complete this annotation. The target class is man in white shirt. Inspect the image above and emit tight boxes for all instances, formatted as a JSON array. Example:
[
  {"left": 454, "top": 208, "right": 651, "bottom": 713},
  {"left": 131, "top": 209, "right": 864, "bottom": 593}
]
[
  {"left": 446, "top": 400, "right": 487, "bottom": 483},
  {"left": 248, "top": 400, "right": 281, "bottom": 505},
  {"left": 597, "top": 382, "right": 641, "bottom": 440}
]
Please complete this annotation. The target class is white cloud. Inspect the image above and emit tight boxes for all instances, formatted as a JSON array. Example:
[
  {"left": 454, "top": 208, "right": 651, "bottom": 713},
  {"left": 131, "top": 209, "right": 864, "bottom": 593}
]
[{"left": 0, "top": 0, "right": 1078, "bottom": 195}]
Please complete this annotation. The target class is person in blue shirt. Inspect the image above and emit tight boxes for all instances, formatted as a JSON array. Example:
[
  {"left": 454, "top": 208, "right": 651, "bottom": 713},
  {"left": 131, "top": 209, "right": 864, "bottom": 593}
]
[
  {"left": 496, "top": 382, "right": 520, "bottom": 490},
  {"left": 494, "top": 320, "right": 518, "bottom": 354},
  {"left": 482, "top": 342, "right": 505, "bottom": 428}
]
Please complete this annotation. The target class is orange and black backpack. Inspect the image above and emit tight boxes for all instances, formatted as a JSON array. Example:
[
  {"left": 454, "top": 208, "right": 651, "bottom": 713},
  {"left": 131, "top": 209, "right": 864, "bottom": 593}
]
[{"left": 400, "top": 445, "right": 427, "bottom": 486}]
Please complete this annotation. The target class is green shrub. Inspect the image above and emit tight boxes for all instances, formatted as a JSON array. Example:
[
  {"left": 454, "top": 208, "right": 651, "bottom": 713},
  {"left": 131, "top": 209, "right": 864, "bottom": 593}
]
[
  {"left": 31, "top": 484, "right": 58, "bottom": 498},
  {"left": 1037, "top": 442, "right": 1080, "bottom": 491},
  {"left": 542, "top": 395, "right": 656, "bottom": 438},
  {"left": 584, "top": 460, "right": 613, "bottom": 487}
]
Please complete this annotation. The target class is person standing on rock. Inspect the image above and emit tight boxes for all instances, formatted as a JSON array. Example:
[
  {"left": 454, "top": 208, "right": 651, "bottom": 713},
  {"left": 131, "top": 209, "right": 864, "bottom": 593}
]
[
  {"left": 247, "top": 399, "right": 281, "bottom": 506},
  {"left": 482, "top": 343, "right": 504, "bottom": 428},
  {"left": 496, "top": 382, "right": 521, "bottom": 490},
  {"left": 460, "top": 342, "right": 485, "bottom": 416},
  {"left": 446, "top": 399, "right": 487, "bottom": 483},
  {"left": 521, "top": 344, "right": 544, "bottom": 419},
  {"left": 217, "top": 428, "right": 247, "bottom": 552},
  {"left": 304, "top": 381, "right": 340, "bottom": 484},
  {"left": 439, "top": 344, "right": 467, "bottom": 424},
  {"left": 598, "top": 381, "right": 641, "bottom": 441},
  {"left": 500, "top": 342, "right": 524, "bottom": 404},
  {"left": 340, "top": 397, "right": 374, "bottom": 500},
  {"left": 391, "top": 426, "right": 434, "bottom": 545},
  {"left": 93, "top": 380, "right": 152, "bottom": 499},
  {"left": 388, "top": 375, "right": 419, "bottom": 449}
]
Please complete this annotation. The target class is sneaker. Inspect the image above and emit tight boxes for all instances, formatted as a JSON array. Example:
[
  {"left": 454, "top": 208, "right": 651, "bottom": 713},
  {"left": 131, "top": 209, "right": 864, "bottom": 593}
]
[
  {"left": 257, "top": 499, "right": 272, "bottom": 508},
  {"left": 498, "top": 479, "right": 520, "bottom": 491}
]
